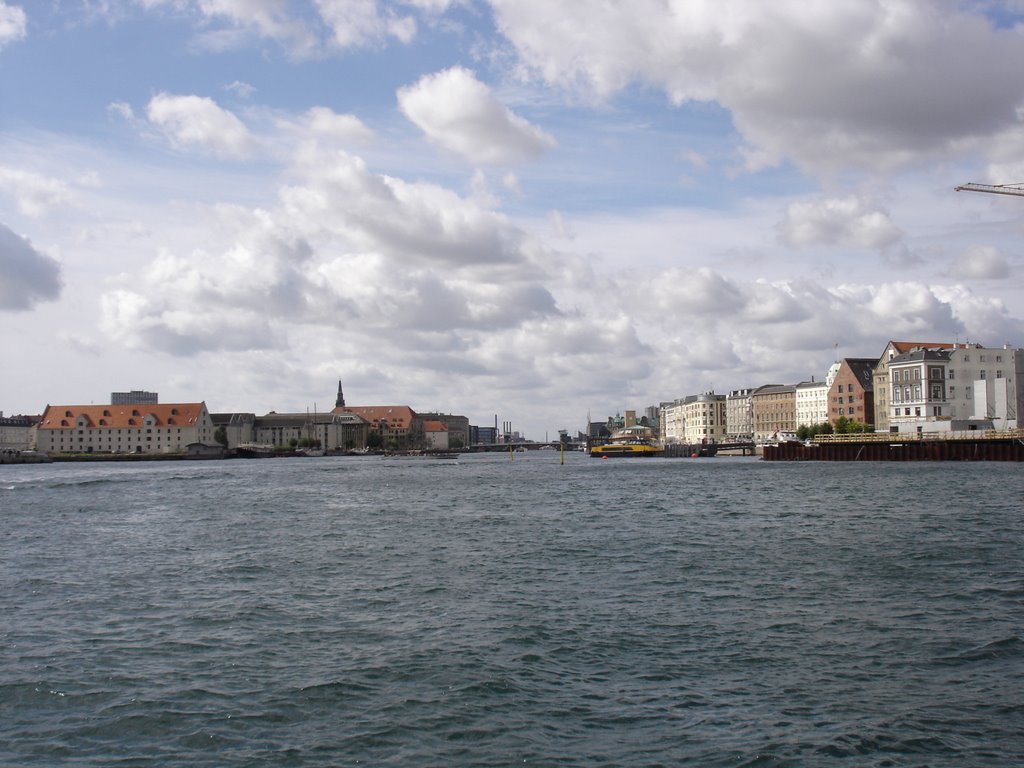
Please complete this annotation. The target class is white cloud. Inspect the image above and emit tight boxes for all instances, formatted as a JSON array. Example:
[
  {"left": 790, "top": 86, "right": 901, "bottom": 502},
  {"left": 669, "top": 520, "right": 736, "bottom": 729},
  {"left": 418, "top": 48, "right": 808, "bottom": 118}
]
[
  {"left": 315, "top": 0, "right": 417, "bottom": 47},
  {"left": 225, "top": 80, "right": 256, "bottom": 98},
  {"left": 398, "top": 66, "right": 556, "bottom": 165},
  {"left": 303, "top": 106, "right": 374, "bottom": 144},
  {"left": 489, "top": 1, "right": 1024, "bottom": 177},
  {"left": 0, "top": 166, "right": 71, "bottom": 216},
  {"left": 0, "top": 2, "right": 26, "bottom": 49},
  {"left": 777, "top": 195, "right": 903, "bottom": 250},
  {"left": 0, "top": 223, "right": 62, "bottom": 311},
  {"left": 145, "top": 92, "right": 256, "bottom": 158},
  {"left": 950, "top": 245, "right": 1012, "bottom": 279}
]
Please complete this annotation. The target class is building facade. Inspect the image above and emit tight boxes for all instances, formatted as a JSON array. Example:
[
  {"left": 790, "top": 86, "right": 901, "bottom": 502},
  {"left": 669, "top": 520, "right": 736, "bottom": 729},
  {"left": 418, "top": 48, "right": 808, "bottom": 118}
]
[
  {"left": 827, "top": 358, "right": 876, "bottom": 427},
  {"left": 751, "top": 385, "right": 796, "bottom": 441},
  {"left": 794, "top": 379, "right": 829, "bottom": 428},
  {"left": 36, "top": 402, "right": 216, "bottom": 454},
  {"left": 725, "top": 388, "right": 756, "bottom": 441},
  {"left": 253, "top": 411, "right": 368, "bottom": 451},
  {"left": 334, "top": 405, "right": 423, "bottom": 448},
  {"left": 417, "top": 412, "right": 469, "bottom": 448},
  {"left": 423, "top": 420, "right": 450, "bottom": 450},
  {"left": 873, "top": 341, "right": 953, "bottom": 431},
  {"left": 0, "top": 413, "right": 35, "bottom": 451},
  {"left": 111, "top": 390, "right": 159, "bottom": 405},
  {"left": 888, "top": 343, "right": 1022, "bottom": 431}
]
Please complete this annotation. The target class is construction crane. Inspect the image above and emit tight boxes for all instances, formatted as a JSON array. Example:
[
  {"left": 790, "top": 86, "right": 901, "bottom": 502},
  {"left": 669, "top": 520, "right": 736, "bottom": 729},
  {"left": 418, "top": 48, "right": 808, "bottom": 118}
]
[{"left": 954, "top": 182, "right": 1024, "bottom": 197}]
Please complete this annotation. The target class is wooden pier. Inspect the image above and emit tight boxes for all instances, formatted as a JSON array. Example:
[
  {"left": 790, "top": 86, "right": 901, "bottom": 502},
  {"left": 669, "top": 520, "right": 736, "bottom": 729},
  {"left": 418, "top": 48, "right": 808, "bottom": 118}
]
[{"left": 763, "top": 430, "right": 1024, "bottom": 461}]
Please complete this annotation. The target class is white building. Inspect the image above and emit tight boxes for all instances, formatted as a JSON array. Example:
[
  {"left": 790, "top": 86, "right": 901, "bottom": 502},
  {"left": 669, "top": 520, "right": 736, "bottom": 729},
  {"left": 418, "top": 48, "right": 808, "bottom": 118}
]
[
  {"left": 36, "top": 402, "right": 217, "bottom": 454},
  {"left": 888, "top": 343, "right": 1022, "bottom": 431},
  {"left": 795, "top": 379, "right": 829, "bottom": 429}
]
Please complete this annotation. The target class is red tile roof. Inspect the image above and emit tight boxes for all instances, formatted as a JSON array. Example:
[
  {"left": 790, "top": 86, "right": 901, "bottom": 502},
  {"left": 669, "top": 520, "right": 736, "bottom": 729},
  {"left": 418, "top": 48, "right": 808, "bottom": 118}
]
[{"left": 38, "top": 403, "right": 207, "bottom": 430}]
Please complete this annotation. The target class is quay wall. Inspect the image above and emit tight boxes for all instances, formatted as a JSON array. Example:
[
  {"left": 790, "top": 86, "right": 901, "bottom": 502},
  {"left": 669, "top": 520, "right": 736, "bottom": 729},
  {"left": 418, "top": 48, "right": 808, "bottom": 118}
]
[{"left": 764, "top": 432, "right": 1024, "bottom": 461}]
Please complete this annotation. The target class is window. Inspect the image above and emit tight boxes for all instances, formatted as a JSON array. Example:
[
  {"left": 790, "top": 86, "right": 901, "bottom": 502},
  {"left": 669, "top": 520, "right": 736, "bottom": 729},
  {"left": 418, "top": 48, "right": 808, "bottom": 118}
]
[
  {"left": 894, "top": 408, "right": 900, "bottom": 417},
  {"left": 980, "top": 370, "right": 987, "bottom": 380},
  {"left": 915, "top": 407, "right": 921, "bottom": 416},
  {"left": 980, "top": 355, "right": 986, "bottom": 362},
  {"left": 997, "top": 371, "right": 1003, "bottom": 379},
  {"left": 838, "top": 384, "right": 844, "bottom": 393},
  {"left": 996, "top": 355, "right": 1002, "bottom": 363},
  {"left": 914, "top": 369, "right": 921, "bottom": 380},
  {"left": 905, "top": 408, "right": 911, "bottom": 416},
  {"left": 848, "top": 407, "right": 854, "bottom": 415},
  {"left": 934, "top": 407, "right": 942, "bottom": 416}
]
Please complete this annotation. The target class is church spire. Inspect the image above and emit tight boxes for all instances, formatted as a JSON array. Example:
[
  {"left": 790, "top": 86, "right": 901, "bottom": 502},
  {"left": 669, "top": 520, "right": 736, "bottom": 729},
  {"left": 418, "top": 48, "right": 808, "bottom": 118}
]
[{"left": 335, "top": 380, "right": 345, "bottom": 408}]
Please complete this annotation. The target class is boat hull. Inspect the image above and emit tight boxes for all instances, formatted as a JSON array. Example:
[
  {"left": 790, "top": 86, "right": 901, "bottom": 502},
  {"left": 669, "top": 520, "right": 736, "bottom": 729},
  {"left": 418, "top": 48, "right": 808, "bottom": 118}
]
[{"left": 589, "top": 444, "right": 660, "bottom": 458}]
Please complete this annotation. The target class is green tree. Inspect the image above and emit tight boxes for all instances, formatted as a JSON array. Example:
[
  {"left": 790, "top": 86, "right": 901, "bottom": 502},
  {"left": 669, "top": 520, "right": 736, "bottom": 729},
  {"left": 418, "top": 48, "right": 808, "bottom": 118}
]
[
  {"left": 214, "top": 426, "right": 228, "bottom": 448},
  {"left": 367, "top": 432, "right": 383, "bottom": 449}
]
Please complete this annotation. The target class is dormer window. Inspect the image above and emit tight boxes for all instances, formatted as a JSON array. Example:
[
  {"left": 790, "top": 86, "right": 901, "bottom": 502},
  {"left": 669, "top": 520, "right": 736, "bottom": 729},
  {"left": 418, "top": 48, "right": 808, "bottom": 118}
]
[
  {"left": 103, "top": 409, "right": 111, "bottom": 417},
  {"left": 132, "top": 409, "right": 140, "bottom": 417},
  {"left": 65, "top": 410, "right": 73, "bottom": 417}
]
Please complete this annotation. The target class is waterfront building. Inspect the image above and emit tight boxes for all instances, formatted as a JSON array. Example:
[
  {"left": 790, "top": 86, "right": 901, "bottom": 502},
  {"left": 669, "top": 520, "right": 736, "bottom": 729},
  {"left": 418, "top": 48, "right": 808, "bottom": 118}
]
[
  {"left": 725, "top": 388, "right": 755, "bottom": 441},
  {"left": 334, "top": 404, "right": 423, "bottom": 449},
  {"left": 873, "top": 341, "right": 953, "bottom": 431},
  {"left": 209, "top": 412, "right": 255, "bottom": 449},
  {"left": 794, "top": 379, "right": 829, "bottom": 429},
  {"left": 0, "top": 413, "right": 36, "bottom": 451},
  {"left": 423, "top": 420, "right": 450, "bottom": 450},
  {"left": 888, "top": 343, "right": 1023, "bottom": 432},
  {"left": 660, "top": 400, "right": 685, "bottom": 444},
  {"left": 828, "top": 358, "right": 876, "bottom": 427},
  {"left": 253, "top": 411, "right": 368, "bottom": 451},
  {"left": 751, "top": 385, "right": 796, "bottom": 442},
  {"left": 470, "top": 425, "right": 498, "bottom": 445},
  {"left": 417, "top": 412, "right": 469, "bottom": 449},
  {"left": 111, "top": 390, "right": 158, "bottom": 405},
  {"left": 36, "top": 402, "right": 216, "bottom": 454},
  {"left": 661, "top": 393, "right": 727, "bottom": 444}
]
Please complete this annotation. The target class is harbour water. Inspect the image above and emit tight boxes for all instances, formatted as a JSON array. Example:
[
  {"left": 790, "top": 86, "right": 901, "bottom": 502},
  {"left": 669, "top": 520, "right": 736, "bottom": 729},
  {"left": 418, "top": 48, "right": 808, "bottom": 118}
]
[{"left": 2, "top": 453, "right": 1022, "bottom": 766}]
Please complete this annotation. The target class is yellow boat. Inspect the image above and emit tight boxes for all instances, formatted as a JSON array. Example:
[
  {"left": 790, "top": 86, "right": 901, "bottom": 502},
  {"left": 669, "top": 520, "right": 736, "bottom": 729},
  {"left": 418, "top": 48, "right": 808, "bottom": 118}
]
[{"left": 589, "top": 426, "right": 662, "bottom": 458}]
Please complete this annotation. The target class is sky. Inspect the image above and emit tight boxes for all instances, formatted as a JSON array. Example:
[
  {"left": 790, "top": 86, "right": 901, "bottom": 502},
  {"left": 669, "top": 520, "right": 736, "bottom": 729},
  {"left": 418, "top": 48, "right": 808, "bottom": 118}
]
[{"left": 2, "top": 0, "right": 1024, "bottom": 439}]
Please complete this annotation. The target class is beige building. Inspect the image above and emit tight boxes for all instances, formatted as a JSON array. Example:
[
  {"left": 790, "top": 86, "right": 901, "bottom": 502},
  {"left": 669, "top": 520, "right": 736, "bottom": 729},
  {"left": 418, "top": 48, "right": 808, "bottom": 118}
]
[
  {"left": 0, "top": 413, "right": 36, "bottom": 451},
  {"left": 36, "top": 402, "right": 216, "bottom": 454},
  {"left": 423, "top": 420, "right": 450, "bottom": 450},
  {"left": 751, "top": 385, "right": 796, "bottom": 441},
  {"left": 661, "top": 394, "right": 725, "bottom": 444}
]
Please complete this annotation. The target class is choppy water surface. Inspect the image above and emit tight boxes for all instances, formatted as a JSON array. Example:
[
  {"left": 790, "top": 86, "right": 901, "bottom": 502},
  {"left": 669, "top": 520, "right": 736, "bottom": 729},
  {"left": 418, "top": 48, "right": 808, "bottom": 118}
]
[{"left": 2, "top": 453, "right": 1022, "bottom": 766}]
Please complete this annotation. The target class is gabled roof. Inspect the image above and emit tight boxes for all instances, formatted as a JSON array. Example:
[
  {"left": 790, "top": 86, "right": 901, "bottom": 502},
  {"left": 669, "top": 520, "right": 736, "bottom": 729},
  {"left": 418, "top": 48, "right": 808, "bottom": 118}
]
[
  {"left": 38, "top": 403, "right": 207, "bottom": 430},
  {"left": 887, "top": 341, "right": 955, "bottom": 354},
  {"left": 839, "top": 358, "right": 877, "bottom": 390},
  {"left": 423, "top": 420, "right": 448, "bottom": 432}
]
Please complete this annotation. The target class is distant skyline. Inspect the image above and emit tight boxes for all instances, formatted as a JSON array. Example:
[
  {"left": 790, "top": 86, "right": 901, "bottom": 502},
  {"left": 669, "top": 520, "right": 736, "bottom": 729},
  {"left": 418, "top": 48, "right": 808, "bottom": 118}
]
[{"left": 2, "top": 1, "right": 1024, "bottom": 439}]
